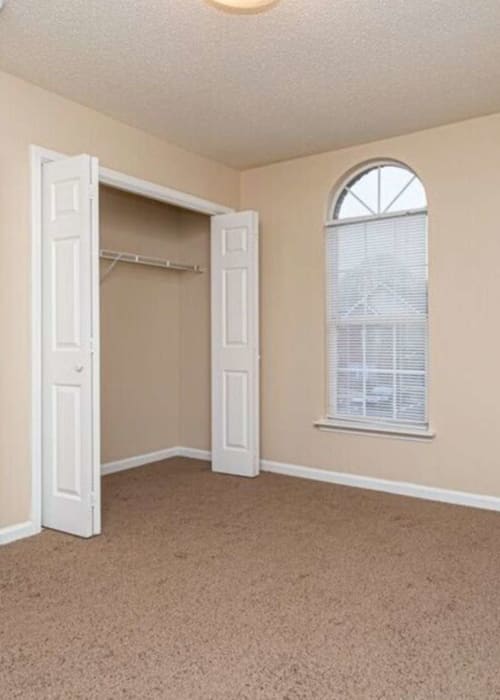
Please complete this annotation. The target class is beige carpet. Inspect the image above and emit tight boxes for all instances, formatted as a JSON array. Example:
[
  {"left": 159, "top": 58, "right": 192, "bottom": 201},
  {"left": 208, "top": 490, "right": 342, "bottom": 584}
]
[{"left": 2, "top": 458, "right": 500, "bottom": 699}]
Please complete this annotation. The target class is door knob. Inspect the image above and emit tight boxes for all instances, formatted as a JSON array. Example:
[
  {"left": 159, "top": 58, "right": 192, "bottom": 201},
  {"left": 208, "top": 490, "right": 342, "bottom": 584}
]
[{"left": 75, "top": 364, "right": 84, "bottom": 373}]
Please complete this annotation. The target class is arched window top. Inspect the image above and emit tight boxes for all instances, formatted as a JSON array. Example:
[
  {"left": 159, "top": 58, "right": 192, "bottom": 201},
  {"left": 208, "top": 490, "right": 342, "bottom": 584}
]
[{"left": 332, "top": 162, "right": 427, "bottom": 221}]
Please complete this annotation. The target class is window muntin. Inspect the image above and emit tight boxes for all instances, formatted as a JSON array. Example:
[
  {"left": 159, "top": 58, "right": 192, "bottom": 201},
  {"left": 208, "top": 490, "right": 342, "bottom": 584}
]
[
  {"left": 334, "top": 163, "right": 427, "bottom": 220},
  {"left": 327, "top": 164, "right": 428, "bottom": 429}
]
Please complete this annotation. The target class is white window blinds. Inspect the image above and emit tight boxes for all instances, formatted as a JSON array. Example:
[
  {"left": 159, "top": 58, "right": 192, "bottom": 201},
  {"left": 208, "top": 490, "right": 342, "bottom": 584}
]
[{"left": 326, "top": 212, "right": 428, "bottom": 427}]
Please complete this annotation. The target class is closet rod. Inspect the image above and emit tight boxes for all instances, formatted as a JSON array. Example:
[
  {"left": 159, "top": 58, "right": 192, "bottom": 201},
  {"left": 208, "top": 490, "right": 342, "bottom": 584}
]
[{"left": 100, "top": 248, "right": 204, "bottom": 281}]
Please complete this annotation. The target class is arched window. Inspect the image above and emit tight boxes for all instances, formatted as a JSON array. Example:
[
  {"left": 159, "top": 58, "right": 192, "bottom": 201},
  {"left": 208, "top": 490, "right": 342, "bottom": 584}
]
[{"left": 325, "top": 162, "right": 428, "bottom": 431}]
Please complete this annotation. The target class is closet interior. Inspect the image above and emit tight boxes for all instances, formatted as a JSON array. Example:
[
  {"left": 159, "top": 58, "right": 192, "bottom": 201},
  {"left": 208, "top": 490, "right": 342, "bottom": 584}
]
[{"left": 99, "top": 185, "right": 211, "bottom": 467}]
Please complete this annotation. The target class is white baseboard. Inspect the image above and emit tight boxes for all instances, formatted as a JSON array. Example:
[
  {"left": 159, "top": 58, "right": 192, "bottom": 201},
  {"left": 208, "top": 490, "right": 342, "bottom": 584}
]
[
  {"left": 0, "top": 520, "right": 41, "bottom": 546},
  {"left": 101, "top": 447, "right": 180, "bottom": 475},
  {"left": 261, "top": 459, "right": 500, "bottom": 512},
  {"left": 6, "top": 452, "right": 499, "bottom": 548},
  {"left": 101, "top": 446, "right": 211, "bottom": 476},
  {"left": 176, "top": 446, "right": 211, "bottom": 461},
  {"left": 104, "top": 448, "right": 500, "bottom": 512}
]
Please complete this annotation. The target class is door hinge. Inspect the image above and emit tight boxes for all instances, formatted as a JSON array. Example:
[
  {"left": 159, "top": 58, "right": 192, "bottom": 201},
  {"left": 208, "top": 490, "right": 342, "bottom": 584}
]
[
  {"left": 89, "top": 184, "right": 98, "bottom": 200},
  {"left": 89, "top": 337, "right": 95, "bottom": 354},
  {"left": 89, "top": 491, "right": 97, "bottom": 507}
]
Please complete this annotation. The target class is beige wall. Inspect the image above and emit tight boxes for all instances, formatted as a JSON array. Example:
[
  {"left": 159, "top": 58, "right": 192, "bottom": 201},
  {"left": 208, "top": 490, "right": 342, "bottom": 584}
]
[
  {"left": 0, "top": 70, "right": 238, "bottom": 528},
  {"left": 179, "top": 210, "right": 212, "bottom": 452},
  {"left": 99, "top": 188, "right": 211, "bottom": 463},
  {"left": 241, "top": 113, "right": 500, "bottom": 497},
  {"left": 100, "top": 187, "right": 180, "bottom": 463}
]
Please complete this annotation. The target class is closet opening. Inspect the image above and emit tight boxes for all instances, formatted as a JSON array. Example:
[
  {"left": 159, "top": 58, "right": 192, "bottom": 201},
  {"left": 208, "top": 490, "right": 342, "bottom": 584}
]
[
  {"left": 99, "top": 185, "right": 212, "bottom": 481},
  {"left": 33, "top": 146, "right": 259, "bottom": 540}
]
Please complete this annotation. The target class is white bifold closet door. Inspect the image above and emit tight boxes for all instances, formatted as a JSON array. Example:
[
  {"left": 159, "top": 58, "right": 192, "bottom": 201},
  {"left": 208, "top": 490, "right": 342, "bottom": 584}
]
[
  {"left": 42, "top": 154, "right": 101, "bottom": 537},
  {"left": 211, "top": 211, "right": 260, "bottom": 477}
]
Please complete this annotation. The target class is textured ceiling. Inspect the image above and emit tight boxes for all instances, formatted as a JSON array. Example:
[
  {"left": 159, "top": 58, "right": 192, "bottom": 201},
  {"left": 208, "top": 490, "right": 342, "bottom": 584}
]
[{"left": 1, "top": 1, "right": 500, "bottom": 168}]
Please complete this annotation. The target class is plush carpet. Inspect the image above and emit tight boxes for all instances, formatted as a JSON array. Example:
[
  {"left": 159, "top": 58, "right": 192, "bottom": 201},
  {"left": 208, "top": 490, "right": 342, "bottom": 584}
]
[{"left": 2, "top": 457, "right": 500, "bottom": 699}]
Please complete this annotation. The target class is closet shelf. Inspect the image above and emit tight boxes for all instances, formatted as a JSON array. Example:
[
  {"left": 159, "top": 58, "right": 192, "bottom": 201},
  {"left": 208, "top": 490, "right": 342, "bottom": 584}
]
[{"left": 100, "top": 249, "right": 204, "bottom": 281}]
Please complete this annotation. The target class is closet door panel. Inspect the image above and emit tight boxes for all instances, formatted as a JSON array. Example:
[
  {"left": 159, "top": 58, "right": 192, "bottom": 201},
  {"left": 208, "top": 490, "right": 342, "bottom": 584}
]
[
  {"left": 211, "top": 211, "right": 259, "bottom": 477},
  {"left": 223, "top": 370, "right": 249, "bottom": 450},
  {"left": 42, "top": 154, "right": 100, "bottom": 537},
  {"left": 223, "top": 267, "right": 248, "bottom": 346}
]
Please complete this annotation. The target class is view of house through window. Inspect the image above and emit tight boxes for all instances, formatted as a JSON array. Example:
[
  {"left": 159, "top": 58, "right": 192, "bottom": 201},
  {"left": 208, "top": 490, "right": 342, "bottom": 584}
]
[{"left": 326, "top": 162, "right": 428, "bottom": 429}]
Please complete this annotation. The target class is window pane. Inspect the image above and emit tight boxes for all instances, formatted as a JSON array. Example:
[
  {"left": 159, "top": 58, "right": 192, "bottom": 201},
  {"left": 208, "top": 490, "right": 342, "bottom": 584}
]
[
  {"left": 366, "top": 324, "right": 393, "bottom": 370},
  {"left": 336, "top": 326, "right": 363, "bottom": 369},
  {"left": 386, "top": 177, "right": 426, "bottom": 213},
  {"left": 396, "top": 374, "right": 426, "bottom": 423},
  {"left": 396, "top": 323, "right": 426, "bottom": 371},
  {"left": 336, "top": 191, "right": 373, "bottom": 219},
  {"left": 380, "top": 165, "right": 414, "bottom": 212},
  {"left": 366, "top": 282, "right": 396, "bottom": 317},
  {"left": 394, "top": 269, "right": 427, "bottom": 315},
  {"left": 348, "top": 167, "right": 379, "bottom": 214},
  {"left": 366, "top": 217, "right": 394, "bottom": 261},
  {"left": 336, "top": 270, "right": 365, "bottom": 318},
  {"left": 336, "top": 371, "right": 363, "bottom": 417},
  {"left": 365, "top": 218, "right": 402, "bottom": 317},
  {"left": 335, "top": 224, "right": 365, "bottom": 271},
  {"left": 394, "top": 222, "right": 427, "bottom": 267},
  {"left": 366, "top": 372, "right": 394, "bottom": 420}
]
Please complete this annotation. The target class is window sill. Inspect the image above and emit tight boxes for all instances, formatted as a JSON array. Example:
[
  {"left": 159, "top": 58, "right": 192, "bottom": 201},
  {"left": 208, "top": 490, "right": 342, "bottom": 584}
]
[{"left": 314, "top": 418, "right": 435, "bottom": 441}]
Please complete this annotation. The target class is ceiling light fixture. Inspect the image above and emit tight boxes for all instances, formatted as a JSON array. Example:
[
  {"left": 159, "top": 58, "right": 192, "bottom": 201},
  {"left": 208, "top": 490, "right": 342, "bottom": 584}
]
[{"left": 208, "top": 0, "right": 279, "bottom": 13}]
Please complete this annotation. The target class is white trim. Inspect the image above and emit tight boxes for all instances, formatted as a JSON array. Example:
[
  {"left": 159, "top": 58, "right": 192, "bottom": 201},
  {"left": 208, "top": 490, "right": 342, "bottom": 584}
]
[
  {"left": 0, "top": 521, "right": 40, "bottom": 546},
  {"left": 30, "top": 144, "right": 235, "bottom": 542},
  {"left": 176, "top": 447, "right": 212, "bottom": 461},
  {"left": 101, "top": 446, "right": 212, "bottom": 476},
  {"left": 325, "top": 207, "right": 427, "bottom": 228},
  {"left": 30, "top": 146, "right": 43, "bottom": 533},
  {"left": 99, "top": 167, "right": 233, "bottom": 216},
  {"left": 101, "top": 447, "right": 180, "bottom": 475},
  {"left": 261, "top": 459, "right": 500, "bottom": 512},
  {"left": 90, "top": 157, "right": 101, "bottom": 534},
  {"left": 314, "top": 418, "right": 435, "bottom": 441}
]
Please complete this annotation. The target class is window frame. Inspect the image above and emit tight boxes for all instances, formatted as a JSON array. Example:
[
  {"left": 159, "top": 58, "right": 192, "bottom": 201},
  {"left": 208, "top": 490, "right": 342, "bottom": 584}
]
[{"left": 319, "top": 160, "right": 434, "bottom": 439}]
